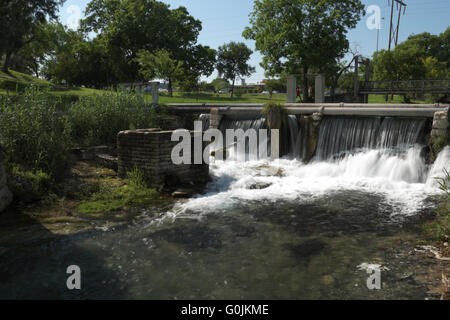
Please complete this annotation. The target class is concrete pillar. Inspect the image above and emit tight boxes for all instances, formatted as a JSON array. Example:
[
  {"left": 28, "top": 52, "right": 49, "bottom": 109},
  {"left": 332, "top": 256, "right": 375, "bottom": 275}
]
[
  {"left": 430, "top": 110, "right": 449, "bottom": 160},
  {"left": 315, "top": 74, "right": 325, "bottom": 104},
  {"left": 209, "top": 108, "right": 223, "bottom": 129},
  {"left": 150, "top": 81, "right": 160, "bottom": 105},
  {"left": 286, "top": 75, "right": 297, "bottom": 103}
]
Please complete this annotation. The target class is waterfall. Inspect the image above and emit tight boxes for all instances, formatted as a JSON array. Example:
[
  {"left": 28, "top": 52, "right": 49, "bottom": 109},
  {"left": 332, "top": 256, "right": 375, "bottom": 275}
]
[
  {"left": 315, "top": 117, "right": 428, "bottom": 160},
  {"left": 199, "top": 114, "right": 210, "bottom": 131},
  {"left": 206, "top": 115, "right": 431, "bottom": 164}
]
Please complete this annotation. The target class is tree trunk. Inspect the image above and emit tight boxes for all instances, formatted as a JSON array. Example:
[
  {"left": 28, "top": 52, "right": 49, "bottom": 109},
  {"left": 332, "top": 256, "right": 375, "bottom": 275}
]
[
  {"left": 231, "top": 78, "right": 235, "bottom": 98},
  {"left": 168, "top": 78, "right": 173, "bottom": 97},
  {"left": 2, "top": 51, "right": 11, "bottom": 73},
  {"left": 302, "top": 70, "right": 309, "bottom": 102},
  {"left": 330, "top": 85, "right": 336, "bottom": 102}
]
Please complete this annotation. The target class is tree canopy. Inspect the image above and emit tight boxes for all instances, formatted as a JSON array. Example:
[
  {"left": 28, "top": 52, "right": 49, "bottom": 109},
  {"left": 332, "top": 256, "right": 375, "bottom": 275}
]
[
  {"left": 372, "top": 28, "right": 450, "bottom": 82},
  {"left": 0, "top": 0, "right": 65, "bottom": 72},
  {"left": 80, "top": 0, "right": 210, "bottom": 84},
  {"left": 216, "top": 42, "right": 255, "bottom": 97},
  {"left": 243, "top": 0, "right": 365, "bottom": 99},
  {"left": 136, "top": 49, "right": 184, "bottom": 97}
]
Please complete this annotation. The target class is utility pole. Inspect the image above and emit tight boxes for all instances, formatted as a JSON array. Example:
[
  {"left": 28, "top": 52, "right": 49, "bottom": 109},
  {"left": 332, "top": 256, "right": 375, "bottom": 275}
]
[
  {"left": 388, "top": 0, "right": 407, "bottom": 51},
  {"left": 376, "top": 17, "right": 385, "bottom": 52}
]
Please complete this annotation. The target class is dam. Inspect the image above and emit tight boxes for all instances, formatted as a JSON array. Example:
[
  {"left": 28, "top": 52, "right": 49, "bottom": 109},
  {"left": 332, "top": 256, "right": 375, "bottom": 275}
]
[{"left": 1, "top": 103, "right": 449, "bottom": 299}]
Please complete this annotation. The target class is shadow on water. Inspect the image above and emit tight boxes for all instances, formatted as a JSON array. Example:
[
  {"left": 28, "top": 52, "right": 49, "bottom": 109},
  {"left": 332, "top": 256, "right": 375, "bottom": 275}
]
[{"left": 0, "top": 207, "right": 126, "bottom": 299}]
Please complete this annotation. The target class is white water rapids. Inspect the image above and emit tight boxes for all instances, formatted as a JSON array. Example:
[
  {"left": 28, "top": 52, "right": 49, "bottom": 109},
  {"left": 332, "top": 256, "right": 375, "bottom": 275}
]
[{"left": 167, "top": 146, "right": 449, "bottom": 219}]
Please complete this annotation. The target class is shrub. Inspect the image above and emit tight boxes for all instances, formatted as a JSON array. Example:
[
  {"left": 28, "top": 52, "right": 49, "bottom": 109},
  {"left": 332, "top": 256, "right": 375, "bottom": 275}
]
[
  {"left": 262, "top": 102, "right": 287, "bottom": 129},
  {"left": 0, "top": 86, "right": 72, "bottom": 179},
  {"left": 234, "top": 89, "right": 244, "bottom": 99},
  {"left": 127, "top": 166, "right": 147, "bottom": 189},
  {"left": 6, "top": 165, "right": 52, "bottom": 203},
  {"left": 68, "top": 91, "right": 158, "bottom": 146}
]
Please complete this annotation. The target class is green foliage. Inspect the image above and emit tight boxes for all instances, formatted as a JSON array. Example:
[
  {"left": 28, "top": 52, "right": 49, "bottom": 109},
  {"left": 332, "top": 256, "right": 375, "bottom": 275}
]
[
  {"left": 372, "top": 28, "right": 450, "bottom": 83},
  {"left": 0, "top": 0, "right": 64, "bottom": 71},
  {"left": 234, "top": 89, "right": 244, "bottom": 99},
  {"left": 78, "top": 168, "right": 158, "bottom": 216},
  {"left": 68, "top": 91, "right": 158, "bottom": 146},
  {"left": 431, "top": 132, "right": 450, "bottom": 158},
  {"left": 211, "top": 78, "right": 230, "bottom": 92},
  {"left": 264, "top": 79, "right": 283, "bottom": 97},
  {"left": 126, "top": 167, "right": 147, "bottom": 189},
  {"left": 262, "top": 102, "right": 287, "bottom": 129},
  {"left": 262, "top": 102, "right": 287, "bottom": 116},
  {"left": 0, "top": 86, "right": 72, "bottom": 179},
  {"left": 136, "top": 49, "right": 184, "bottom": 96},
  {"left": 216, "top": 42, "right": 255, "bottom": 97},
  {"left": 80, "top": 0, "right": 205, "bottom": 85},
  {"left": 6, "top": 166, "right": 52, "bottom": 203},
  {"left": 243, "top": 0, "right": 365, "bottom": 77},
  {"left": 422, "top": 168, "right": 450, "bottom": 242}
]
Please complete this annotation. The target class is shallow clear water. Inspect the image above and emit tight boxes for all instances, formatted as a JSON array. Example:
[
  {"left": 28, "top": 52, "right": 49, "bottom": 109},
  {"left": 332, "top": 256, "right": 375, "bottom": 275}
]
[{"left": 0, "top": 147, "right": 448, "bottom": 299}]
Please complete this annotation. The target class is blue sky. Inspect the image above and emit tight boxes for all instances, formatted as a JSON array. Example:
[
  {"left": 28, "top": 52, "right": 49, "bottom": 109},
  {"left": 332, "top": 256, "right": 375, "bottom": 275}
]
[{"left": 59, "top": 0, "right": 450, "bottom": 83}]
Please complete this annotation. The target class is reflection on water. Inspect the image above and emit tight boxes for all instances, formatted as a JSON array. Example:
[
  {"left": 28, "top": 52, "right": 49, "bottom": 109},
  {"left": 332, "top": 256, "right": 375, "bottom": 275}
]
[{"left": 0, "top": 147, "right": 448, "bottom": 299}]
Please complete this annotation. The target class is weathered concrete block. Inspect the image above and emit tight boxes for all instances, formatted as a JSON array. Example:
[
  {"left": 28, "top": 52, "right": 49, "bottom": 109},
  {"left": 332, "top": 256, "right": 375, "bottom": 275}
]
[
  {"left": 210, "top": 108, "right": 223, "bottom": 129},
  {"left": 432, "top": 119, "right": 449, "bottom": 130},
  {"left": 117, "top": 128, "right": 209, "bottom": 190}
]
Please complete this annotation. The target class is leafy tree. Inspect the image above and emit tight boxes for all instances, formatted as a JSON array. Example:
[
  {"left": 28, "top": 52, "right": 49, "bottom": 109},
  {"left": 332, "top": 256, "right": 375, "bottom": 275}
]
[
  {"left": 0, "top": 0, "right": 65, "bottom": 72},
  {"left": 264, "top": 79, "right": 283, "bottom": 98},
  {"left": 136, "top": 49, "right": 184, "bottom": 97},
  {"left": 243, "top": 0, "right": 365, "bottom": 101},
  {"left": 216, "top": 42, "right": 255, "bottom": 97},
  {"left": 211, "top": 78, "right": 230, "bottom": 92},
  {"left": 81, "top": 0, "right": 204, "bottom": 84},
  {"left": 179, "top": 45, "right": 217, "bottom": 89}
]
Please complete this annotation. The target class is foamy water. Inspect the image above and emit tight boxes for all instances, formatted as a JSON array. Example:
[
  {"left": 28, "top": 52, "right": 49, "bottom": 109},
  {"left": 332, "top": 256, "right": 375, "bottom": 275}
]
[{"left": 168, "top": 146, "right": 449, "bottom": 219}]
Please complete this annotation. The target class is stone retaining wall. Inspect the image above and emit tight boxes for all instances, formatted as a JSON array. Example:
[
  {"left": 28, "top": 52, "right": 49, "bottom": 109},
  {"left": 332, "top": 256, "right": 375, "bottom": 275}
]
[
  {"left": 117, "top": 129, "right": 209, "bottom": 189},
  {"left": 431, "top": 110, "right": 449, "bottom": 139}
]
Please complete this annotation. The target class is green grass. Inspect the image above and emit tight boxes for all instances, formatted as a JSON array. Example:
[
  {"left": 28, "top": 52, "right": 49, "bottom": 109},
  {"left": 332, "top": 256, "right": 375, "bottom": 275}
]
[
  {"left": 0, "top": 70, "right": 440, "bottom": 104},
  {"left": 157, "top": 92, "right": 435, "bottom": 105},
  {"left": 0, "top": 69, "right": 52, "bottom": 86},
  {"left": 0, "top": 69, "right": 104, "bottom": 97},
  {"left": 368, "top": 94, "right": 432, "bottom": 104},
  {"left": 157, "top": 92, "right": 287, "bottom": 104},
  {"left": 77, "top": 167, "right": 159, "bottom": 216}
]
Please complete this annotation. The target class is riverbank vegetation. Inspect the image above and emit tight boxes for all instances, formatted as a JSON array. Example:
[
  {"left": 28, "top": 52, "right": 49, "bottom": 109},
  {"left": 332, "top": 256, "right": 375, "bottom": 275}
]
[
  {"left": 422, "top": 169, "right": 450, "bottom": 244},
  {"left": 0, "top": 87, "right": 160, "bottom": 209}
]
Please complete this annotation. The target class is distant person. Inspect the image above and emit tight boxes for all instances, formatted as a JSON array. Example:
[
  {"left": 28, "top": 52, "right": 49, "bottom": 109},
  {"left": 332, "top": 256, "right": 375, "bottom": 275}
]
[{"left": 296, "top": 87, "right": 300, "bottom": 98}]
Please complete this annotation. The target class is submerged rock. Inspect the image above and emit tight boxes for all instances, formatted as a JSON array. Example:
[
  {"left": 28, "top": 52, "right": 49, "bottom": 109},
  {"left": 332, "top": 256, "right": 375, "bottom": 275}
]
[
  {"left": 152, "top": 226, "right": 222, "bottom": 250},
  {"left": 284, "top": 239, "right": 327, "bottom": 262}
]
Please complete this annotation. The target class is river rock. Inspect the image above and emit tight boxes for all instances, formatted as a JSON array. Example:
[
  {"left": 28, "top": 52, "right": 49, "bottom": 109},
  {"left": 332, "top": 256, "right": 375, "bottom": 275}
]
[
  {"left": 172, "top": 189, "right": 197, "bottom": 198},
  {"left": 248, "top": 182, "right": 272, "bottom": 190}
]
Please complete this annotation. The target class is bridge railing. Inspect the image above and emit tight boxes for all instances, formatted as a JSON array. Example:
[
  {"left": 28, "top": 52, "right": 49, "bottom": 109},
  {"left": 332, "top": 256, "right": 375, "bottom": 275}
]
[{"left": 360, "top": 79, "right": 450, "bottom": 94}]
